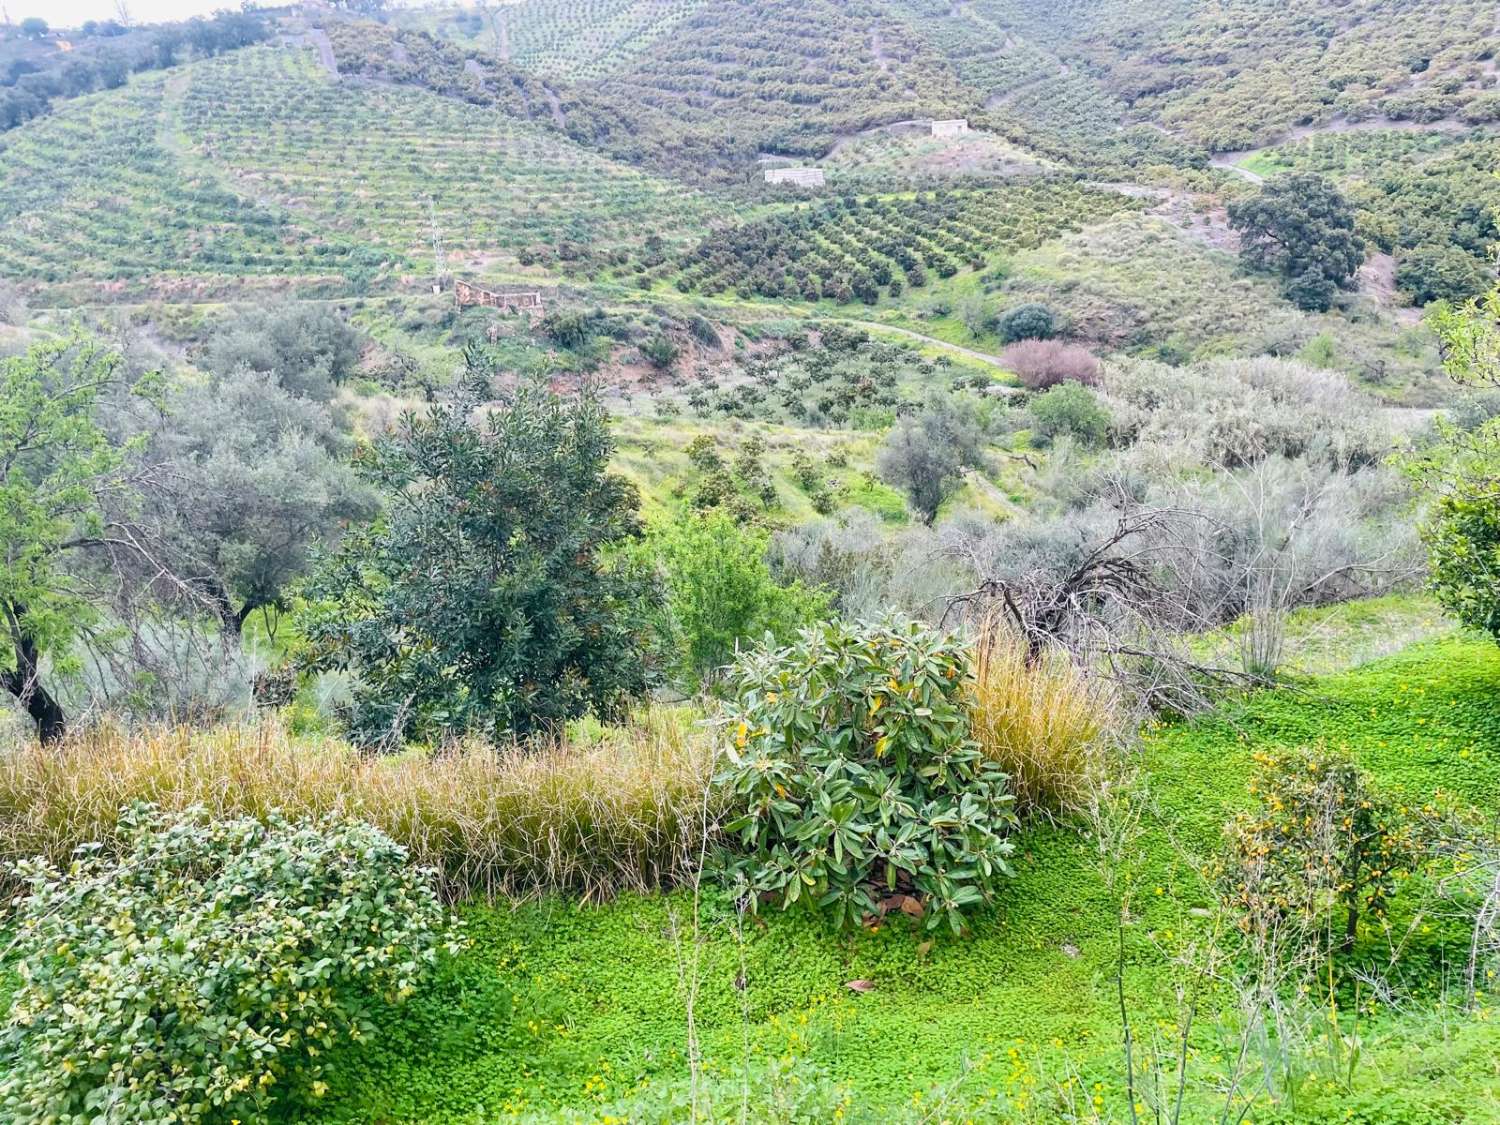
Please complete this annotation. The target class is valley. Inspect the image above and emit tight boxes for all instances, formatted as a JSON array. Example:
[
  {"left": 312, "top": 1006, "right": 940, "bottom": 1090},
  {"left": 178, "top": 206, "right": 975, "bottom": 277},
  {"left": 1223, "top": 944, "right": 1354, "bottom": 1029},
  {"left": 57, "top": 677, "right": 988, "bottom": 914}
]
[{"left": 2, "top": 2, "right": 1500, "bottom": 1122}]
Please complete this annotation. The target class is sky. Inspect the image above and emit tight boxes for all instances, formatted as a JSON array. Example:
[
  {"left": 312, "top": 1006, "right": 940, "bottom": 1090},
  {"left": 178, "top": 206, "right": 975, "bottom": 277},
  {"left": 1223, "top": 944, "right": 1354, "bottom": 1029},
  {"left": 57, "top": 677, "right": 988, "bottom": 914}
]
[
  {"left": 4, "top": 0, "right": 241, "bottom": 28},
  {"left": 2, "top": 0, "right": 448, "bottom": 30}
]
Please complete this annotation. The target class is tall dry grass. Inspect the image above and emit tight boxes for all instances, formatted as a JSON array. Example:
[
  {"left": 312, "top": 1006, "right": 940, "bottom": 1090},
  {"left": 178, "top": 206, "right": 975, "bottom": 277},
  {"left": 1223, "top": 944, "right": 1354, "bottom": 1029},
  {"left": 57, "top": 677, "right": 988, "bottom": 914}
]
[
  {"left": 966, "top": 623, "right": 1118, "bottom": 818},
  {"left": 0, "top": 707, "right": 721, "bottom": 902}
]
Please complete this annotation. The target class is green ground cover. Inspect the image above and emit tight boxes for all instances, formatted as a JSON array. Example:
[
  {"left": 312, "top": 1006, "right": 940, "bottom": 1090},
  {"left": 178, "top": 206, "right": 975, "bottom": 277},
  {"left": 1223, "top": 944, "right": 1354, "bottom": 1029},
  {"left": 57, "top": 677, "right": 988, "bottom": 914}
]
[{"left": 300, "top": 636, "right": 1500, "bottom": 1123}]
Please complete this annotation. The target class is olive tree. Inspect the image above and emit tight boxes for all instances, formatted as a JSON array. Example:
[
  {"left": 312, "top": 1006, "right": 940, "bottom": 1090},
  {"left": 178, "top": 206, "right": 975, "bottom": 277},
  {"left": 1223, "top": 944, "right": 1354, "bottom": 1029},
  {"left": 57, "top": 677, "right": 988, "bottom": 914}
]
[
  {"left": 123, "top": 367, "right": 376, "bottom": 636},
  {"left": 875, "top": 393, "right": 989, "bottom": 525}
]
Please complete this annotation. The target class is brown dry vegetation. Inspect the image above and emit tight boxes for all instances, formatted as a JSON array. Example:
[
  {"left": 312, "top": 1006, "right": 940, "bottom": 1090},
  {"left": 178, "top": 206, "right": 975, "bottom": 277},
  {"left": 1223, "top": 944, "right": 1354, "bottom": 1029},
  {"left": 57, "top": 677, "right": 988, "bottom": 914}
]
[{"left": 0, "top": 707, "right": 720, "bottom": 901}]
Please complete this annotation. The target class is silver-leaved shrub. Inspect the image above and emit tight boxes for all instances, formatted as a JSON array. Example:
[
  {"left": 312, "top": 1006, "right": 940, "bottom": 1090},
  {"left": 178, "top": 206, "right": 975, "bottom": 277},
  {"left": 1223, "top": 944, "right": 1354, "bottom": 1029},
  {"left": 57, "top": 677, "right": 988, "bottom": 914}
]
[
  {"left": 0, "top": 803, "right": 460, "bottom": 1124},
  {"left": 717, "top": 617, "right": 1018, "bottom": 933}
]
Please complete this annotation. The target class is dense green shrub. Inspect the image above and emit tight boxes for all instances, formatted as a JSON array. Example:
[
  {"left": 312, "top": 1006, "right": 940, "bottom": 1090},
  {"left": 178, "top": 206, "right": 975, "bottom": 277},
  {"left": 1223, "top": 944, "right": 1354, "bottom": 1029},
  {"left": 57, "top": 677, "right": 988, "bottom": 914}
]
[
  {"left": 1028, "top": 382, "right": 1112, "bottom": 447},
  {"left": 645, "top": 509, "right": 829, "bottom": 689},
  {"left": 1406, "top": 286, "right": 1500, "bottom": 641},
  {"left": 298, "top": 373, "right": 657, "bottom": 746},
  {"left": 716, "top": 618, "right": 1018, "bottom": 933},
  {"left": 996, "top": 302, "right": 1056, "bottom": 343},
  {"left": 1396, "top": 245, "right": 1491, "bottom": 306},
  {"left": 0, "top": 803, "right": 456, "bottom": 1124}
]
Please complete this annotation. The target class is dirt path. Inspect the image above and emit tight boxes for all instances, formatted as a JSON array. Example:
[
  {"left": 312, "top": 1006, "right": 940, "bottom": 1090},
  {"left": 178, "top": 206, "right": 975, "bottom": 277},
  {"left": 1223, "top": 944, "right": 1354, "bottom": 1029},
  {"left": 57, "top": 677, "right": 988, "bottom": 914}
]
[
  {"left": 845, "top": 320, "right": 1019, "bottom": 382},
  {"left": 871, "top": 27, "right": 890, "bottom": 73},
  {"left": 1210, "top": 156, "right": 1263, "bottom": 185},
  {"left": 305, "top": 28, "right": 339, "bottom": 79}
]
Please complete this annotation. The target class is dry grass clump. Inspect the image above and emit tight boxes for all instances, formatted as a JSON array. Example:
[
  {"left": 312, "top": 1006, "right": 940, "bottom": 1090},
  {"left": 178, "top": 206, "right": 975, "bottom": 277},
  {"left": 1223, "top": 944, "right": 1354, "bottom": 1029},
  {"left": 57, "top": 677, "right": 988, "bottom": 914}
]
[
  {"left": 966, "top": 623, "right": 1118, "bottom": 818},
  {"left": 0, "top": 707, "right": 721, "bottom": 902}
]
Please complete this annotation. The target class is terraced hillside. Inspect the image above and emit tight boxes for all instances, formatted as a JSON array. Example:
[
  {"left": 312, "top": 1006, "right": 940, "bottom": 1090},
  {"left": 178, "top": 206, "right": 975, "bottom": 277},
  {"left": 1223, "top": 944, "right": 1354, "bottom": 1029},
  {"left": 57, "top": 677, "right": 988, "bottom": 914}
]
[
  {"left": 178, "top": 46, "right": 725, "bottom": 260},
  {"left": 0, "top": 73, "right": 360, "bottom": 292},
  {"left": 584, "top": 0, "right": 972, "bottom": 176},
  {"left": 394, "top": 0, "right": 705, "bottom": 79},
  {"left": 497, "top": 0, "right": 706, "bottom": 80},
  {"left": 967, "top": 0, "right": 1500, "bottom": 151}
]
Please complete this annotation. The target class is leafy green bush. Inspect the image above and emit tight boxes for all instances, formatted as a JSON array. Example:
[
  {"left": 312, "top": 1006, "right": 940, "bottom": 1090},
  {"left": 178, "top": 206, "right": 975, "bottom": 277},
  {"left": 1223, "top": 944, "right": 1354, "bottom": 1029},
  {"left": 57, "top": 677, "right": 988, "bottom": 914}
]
[
  {"left": 1406, "top": 285, "right": 1500, "bottom": 641},
  {"left": 1027, "top": 382, "right": 1111, "bottom": 447},
  {"left": 716, "top": 618, "right": 1018, "bottom": 933},
  {"left": 1395, "top": 245, "right": 1491, "bottom": 306},
  {"left": 996, "top": 302, "right": 1055, "bottom": 343},
  {"left": 0, "top": 803, "right": 457, "bottom": 1124},
  {"left": 645, "top": 509, "right": 829, "bottom": 689},
  {"left": 298, "top": 374, "right": 656, "bottom": 745},
  {"left": 1220, "top": 745, "right": 1430, "bottom": 952}
]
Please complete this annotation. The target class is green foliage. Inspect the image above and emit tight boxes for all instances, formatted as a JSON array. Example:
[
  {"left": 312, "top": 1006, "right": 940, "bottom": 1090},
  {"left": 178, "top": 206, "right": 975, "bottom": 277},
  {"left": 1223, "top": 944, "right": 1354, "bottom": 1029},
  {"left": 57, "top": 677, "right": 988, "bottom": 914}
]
[
  {"left": 1027, "top": 381, "right": 1111, "bottom": 448},
  {"left": 298, "top": 374, "right": 656, "bottom": 745},
  {"left": 204, "top": 302, "right": 364, "bottom": 398},
  {"left": 541, "top": 309, "right": 594, "bottom": 350},
  {"left": 645, "top": 509, "right": 829, "bottom": 688},
  {"left": 875, "top": 394, "right": 988, "bottom": 524},
  {"left": 1405, "top": 285, "right": 1500, "bottom": 640},
  {"left": 640, "top": 331, "right": 680, "bottom": 369},
  {"left": 1396, "top": 244, "right": 1491, "bottom": 306},
  {"left": 0, "top": 803, "right": 455, "bottom": 1124},
  {"left": 717, "top": 617, "right": 1018, "bottom": 933},
  {"left": 996, "top": 302, "right": 1055, "bottom": 343},
  {"left": 1221, "top": 745, "right": 1432, "bottom": 952},
  {"left": 193, "top": 635, "right": 1500, "bottom": 1122},
  {"left": 0, "top": 338, "right": 127, "bottom": 742},
  {"left": 1229, "top": 174, "right": 1366, "bottom": 311},
  {"left": 670, "top": 185, "right": 1142, "bottom": 304},
  {"left": 133, "top": 365, "right": 376, "bottom": 634},
  {"left": 682, "top": 327, "right": 976, "bottom": 429}
]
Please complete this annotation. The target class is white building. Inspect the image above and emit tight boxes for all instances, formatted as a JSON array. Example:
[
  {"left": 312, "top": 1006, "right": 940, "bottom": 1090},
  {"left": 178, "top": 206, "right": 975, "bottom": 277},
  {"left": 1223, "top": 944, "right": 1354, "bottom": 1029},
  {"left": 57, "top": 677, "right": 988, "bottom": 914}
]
[
  {"left": 763, "top": 167, "right": 826, "bottom": 187},
  {"left": 930, "top": 119, "right": 970, "bottom": 137}
]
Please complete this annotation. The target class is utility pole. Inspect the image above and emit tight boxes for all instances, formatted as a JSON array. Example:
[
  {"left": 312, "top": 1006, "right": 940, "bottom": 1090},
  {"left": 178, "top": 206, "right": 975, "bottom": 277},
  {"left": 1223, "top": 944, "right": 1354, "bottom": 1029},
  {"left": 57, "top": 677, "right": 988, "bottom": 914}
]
[{"left": 428, "top": 195, "right": 447, "bottom": 294}]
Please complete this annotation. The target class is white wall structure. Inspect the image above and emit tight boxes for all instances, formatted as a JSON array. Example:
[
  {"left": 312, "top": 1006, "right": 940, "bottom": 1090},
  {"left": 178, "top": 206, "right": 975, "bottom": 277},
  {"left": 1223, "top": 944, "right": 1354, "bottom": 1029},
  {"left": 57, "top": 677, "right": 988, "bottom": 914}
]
[
  {"left": 930, "top": 119, "right": 970, "bottom": 137},
  {"left": 763, "top": 167, "right": 826, "bottom": 186}
]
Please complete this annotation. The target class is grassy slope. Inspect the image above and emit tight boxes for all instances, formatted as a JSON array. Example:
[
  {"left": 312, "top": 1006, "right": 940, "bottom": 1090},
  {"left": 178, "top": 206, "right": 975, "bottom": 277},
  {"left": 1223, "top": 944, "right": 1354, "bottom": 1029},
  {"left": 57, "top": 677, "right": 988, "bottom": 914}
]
[{"left": 310, "top": 636, "right": 1500, "bottom": 1123}]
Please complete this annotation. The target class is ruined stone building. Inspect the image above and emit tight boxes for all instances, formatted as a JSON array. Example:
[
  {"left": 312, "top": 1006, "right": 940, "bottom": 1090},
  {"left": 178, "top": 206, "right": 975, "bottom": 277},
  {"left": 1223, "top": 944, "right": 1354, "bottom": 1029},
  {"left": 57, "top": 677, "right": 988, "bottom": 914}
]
[{"left": 453, "top": 280, "right": 544, "bottom": 312}]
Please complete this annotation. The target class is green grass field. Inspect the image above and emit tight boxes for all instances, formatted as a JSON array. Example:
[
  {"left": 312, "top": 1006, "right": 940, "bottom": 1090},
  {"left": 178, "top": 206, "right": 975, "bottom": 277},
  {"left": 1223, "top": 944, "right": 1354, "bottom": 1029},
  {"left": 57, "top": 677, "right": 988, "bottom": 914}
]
[{"left": 296, "top": 635, "right": 1500, "bottom": 1123}]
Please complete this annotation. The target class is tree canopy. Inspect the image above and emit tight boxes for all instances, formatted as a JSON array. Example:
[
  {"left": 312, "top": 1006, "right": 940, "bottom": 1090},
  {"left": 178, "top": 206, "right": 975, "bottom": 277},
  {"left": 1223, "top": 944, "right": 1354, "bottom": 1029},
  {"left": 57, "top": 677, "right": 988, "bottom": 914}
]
[
  {"left": 298, "top": 374, "right": 657, "bottom": 746},
  {"left": 0, "top": 339, "right": 127, "bottom": 742},
  {"left": 1403, "top": 285, "right": 1500, "bottom": 639},
  {"left": 1228, "top": 173, "right": 1366, "bottom": 311}
]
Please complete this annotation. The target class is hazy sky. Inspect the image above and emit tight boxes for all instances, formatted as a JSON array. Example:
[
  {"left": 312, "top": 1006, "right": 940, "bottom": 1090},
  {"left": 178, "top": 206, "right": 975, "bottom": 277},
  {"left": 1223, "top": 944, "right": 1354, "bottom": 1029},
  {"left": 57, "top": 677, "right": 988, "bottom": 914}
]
[{"left": 3, "top": 0, "right": 236, "bottom": 28}]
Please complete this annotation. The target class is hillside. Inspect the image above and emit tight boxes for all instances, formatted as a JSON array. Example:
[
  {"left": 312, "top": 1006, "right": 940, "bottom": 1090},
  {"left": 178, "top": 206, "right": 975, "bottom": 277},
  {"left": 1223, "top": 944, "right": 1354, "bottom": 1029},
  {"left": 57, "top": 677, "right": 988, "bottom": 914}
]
[{"left": 3, "top": 3, "right": 1500, "bottom": 1122}]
